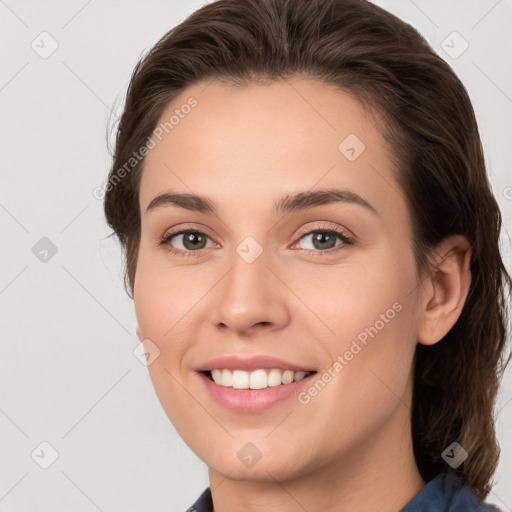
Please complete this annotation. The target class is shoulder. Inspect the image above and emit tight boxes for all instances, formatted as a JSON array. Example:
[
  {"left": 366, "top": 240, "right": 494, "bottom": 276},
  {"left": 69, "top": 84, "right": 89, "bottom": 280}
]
[
  {"left": 402, "top": 473, "right": 503, "bottom": 512},
  {"left": 443, "top": 473, "right": 502, "bottom": 512}
]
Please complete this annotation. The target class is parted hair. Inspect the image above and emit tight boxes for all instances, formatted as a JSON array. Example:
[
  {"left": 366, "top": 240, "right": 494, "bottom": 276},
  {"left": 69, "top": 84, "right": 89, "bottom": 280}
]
[{"left": 103, "top": 0, "right": 511, "bottom": 499}]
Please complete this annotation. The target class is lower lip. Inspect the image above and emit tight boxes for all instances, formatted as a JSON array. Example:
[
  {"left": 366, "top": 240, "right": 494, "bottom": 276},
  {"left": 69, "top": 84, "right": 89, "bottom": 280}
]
[{"left": 197, "top": 372, "right": 315, "bottom": 412}]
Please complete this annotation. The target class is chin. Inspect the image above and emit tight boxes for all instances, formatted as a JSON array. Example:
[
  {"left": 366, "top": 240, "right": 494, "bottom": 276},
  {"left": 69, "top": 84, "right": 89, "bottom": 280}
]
[{"left": 198, "top": 442, "right": 317, "bottom": 483}]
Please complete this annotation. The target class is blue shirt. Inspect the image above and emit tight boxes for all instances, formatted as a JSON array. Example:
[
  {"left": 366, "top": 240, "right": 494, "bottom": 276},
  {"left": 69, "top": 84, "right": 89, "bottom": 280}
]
[{"left": 186, "top": 473, "right": 502, "bottom": 511}]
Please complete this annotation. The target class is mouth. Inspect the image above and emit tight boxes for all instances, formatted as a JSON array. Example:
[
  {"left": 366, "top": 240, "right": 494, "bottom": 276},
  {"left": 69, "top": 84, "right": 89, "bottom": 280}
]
[
  {"left": 198, "top": 368, "right": 318, "bottom": 412},
  {"left": 201, "top": 368, "right": 317, "bottom": 390},
  {"left": 195, "top": 355, "right": 318, "bottom": 411}
]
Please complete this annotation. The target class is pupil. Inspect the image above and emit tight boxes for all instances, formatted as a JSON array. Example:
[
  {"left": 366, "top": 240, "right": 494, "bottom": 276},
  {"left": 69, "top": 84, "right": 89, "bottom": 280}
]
[
  {"left": 184, "top": 232, "right": 206, "bottom": 250},
  {"left": 313, "top": 232, "right": 335, "bottom": 250}
]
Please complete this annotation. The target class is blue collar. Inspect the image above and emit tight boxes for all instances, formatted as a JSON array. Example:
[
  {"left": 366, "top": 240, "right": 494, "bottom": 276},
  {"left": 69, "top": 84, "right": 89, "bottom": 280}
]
[
  {"left": 188, "top": 472, "right": 501, "bottom": 512},
  {"left": 401, "top": 472, "right": 500, "bottom": 511}
]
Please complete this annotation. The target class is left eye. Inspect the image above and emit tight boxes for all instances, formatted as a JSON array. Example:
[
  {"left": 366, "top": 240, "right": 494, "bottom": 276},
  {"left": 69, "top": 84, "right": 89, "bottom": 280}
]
[
  {"left": 295, "top": 230, "right": 352, "bottom": 251},
  {"left": 163, "top": 231, "right": 214, "bottom": 251}
]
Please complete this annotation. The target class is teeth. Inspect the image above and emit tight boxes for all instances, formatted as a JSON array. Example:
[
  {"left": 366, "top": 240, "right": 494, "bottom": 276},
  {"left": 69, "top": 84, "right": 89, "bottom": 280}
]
[
  {"left": 268, "top": 368, "right": 282, "bottom": 387},
  {"left": 209, "top": 368, "right": 311, "bottom": 389},
  {"left": 249, "top": 369, "right": 267, "bottom": 390},
  {"left": 232, "top": 369, "right": 249, "bottom": 389},
  {"left": 221, "top": 369, "right": 232, "bottom": 387},
  {"left": 281, "top": 370, "right": 294, "bottom": 384},
  {"left": 294, "top": 371, "right": 307, "bottom": 381}
]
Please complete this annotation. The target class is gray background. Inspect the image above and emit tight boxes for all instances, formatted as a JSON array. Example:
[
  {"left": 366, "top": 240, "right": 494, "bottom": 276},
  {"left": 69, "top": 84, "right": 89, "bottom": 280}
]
[{"left": 1, "top": 0, "right": 511, "bottom": 510}]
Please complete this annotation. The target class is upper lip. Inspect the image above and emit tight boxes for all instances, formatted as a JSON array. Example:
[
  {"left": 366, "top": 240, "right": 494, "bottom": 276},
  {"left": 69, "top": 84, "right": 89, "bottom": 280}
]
[{"left": 195, "top": 355, "right": 316, "bottom": 373}]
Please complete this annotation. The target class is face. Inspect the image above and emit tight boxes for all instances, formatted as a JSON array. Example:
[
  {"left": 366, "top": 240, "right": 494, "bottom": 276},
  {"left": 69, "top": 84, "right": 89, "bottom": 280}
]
[{"left": 134, "top": 79, "right": 422, "bottom": 482}]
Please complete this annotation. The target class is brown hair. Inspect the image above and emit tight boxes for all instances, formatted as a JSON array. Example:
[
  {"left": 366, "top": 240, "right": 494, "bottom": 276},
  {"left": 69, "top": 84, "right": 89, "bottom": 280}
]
[{"left": 104, "top": 0, "right": 511, "bottom": 500}]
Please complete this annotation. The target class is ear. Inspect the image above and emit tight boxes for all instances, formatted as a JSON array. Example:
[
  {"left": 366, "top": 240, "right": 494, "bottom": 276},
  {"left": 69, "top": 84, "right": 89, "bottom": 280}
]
[{"left": 417, "top": 235, "right": 472, "bottom": 346}]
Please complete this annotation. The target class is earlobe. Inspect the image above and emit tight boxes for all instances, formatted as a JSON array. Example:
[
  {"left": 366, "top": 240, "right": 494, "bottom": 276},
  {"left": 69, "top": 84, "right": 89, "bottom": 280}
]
[{"left": 417, "top": 235, "right": 472, "bottom": 346}]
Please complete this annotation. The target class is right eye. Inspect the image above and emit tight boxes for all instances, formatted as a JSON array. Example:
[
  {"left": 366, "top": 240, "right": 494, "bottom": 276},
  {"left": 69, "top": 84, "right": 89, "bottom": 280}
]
[{"left": 160, "top": 230, "right": 215, "bottom": 255}]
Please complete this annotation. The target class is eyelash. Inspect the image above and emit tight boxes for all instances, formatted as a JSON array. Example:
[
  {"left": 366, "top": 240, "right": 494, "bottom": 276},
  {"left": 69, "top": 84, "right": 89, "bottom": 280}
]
[{"left": 159, "top": 224, "right": 355, "bottom": 258}]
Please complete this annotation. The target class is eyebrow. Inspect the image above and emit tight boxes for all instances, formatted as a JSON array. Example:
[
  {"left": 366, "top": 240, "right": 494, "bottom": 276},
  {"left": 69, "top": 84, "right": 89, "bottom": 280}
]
[{"left": 145, "top": 188, "right": 378, "bottom": 217}]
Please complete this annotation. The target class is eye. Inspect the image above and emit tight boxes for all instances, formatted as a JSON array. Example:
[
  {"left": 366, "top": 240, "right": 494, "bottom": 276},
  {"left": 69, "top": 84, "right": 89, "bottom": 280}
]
[
  {"left": 293, "top": 227, "right": 354, "bottom": 253},
  {"left": 160, "top": 229, "right": 215, "bottom": 255}
]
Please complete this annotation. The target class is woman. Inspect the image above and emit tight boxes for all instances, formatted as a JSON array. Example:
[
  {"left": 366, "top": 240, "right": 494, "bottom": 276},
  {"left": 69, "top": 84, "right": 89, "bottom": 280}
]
[{"left": 103, "top": 0, "right": 510, "bottom": 510}]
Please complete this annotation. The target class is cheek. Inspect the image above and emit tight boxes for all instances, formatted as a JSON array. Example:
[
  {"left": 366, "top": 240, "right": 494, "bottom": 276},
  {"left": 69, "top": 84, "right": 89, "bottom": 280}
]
[
  {"left": 293, "top": 249, "right": 416, "bottom": 350},
  {"left": 133, "top": 257, "right": 200, "bottom": 435},
  {"left": 296, "top": 291, "right": 418, "bottom": 458},
  {"left": 306, "top": 245, "right": 419, "bottom": 405},
  {"left": 133, "top": 247, "right": 197, "bottom": 344},
  {"left": 134, "top": 266, "right": 168, "bottom": 342},
  {"left": 133, "top": 249, "right": 214, "bottom": 389}
]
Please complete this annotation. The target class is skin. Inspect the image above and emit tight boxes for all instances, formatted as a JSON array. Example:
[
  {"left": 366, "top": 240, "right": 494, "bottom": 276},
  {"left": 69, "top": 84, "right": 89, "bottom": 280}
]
[{"left": 134, "top": 79, "right": 472, "bottom": 512}]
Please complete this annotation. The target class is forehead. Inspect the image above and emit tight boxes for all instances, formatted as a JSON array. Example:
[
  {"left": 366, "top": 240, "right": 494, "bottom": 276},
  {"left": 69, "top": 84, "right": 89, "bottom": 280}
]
[{"left": 139, "top": 79, "right": 403, "bottom": 220}]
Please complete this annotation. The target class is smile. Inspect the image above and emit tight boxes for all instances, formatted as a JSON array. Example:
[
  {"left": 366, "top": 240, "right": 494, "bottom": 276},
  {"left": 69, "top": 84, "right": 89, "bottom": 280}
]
[{"left": 205, "top": 368, "right": 315, "bottom": 389}]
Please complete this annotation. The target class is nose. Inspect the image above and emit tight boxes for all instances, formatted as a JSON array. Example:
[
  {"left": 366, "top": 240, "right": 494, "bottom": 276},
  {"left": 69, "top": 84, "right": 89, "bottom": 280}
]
[{"left": 210, "top": 247, "right": 290, "bottom": 338}]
